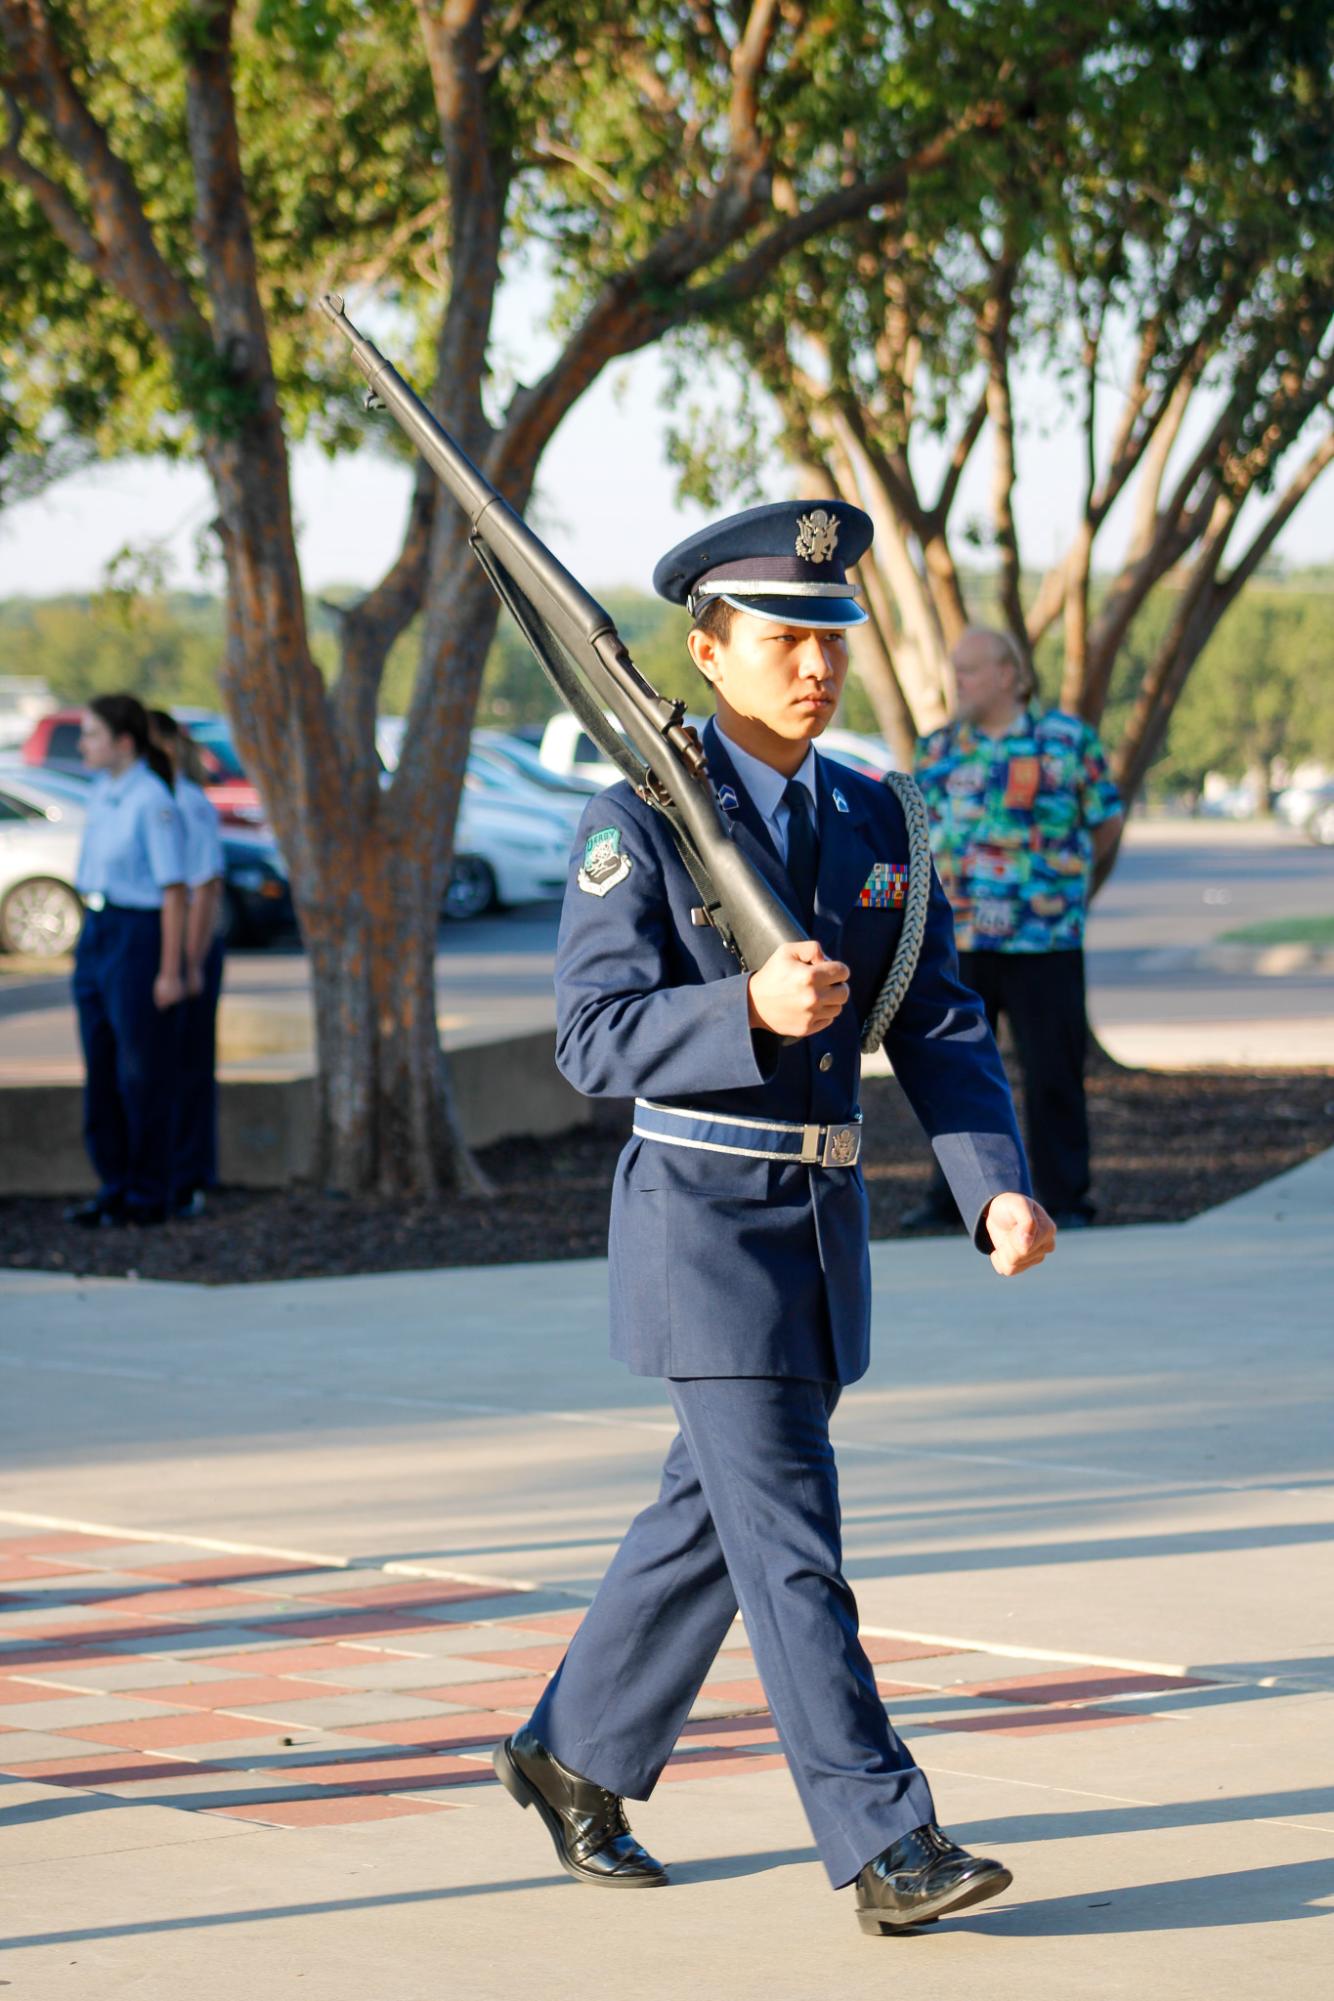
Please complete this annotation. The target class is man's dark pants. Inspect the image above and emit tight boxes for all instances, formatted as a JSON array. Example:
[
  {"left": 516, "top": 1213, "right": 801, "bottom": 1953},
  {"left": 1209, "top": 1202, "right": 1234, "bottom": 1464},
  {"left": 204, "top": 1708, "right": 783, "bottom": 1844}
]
[{"left": 923, "top": 948, "right": 1091, "bottom": 1220}]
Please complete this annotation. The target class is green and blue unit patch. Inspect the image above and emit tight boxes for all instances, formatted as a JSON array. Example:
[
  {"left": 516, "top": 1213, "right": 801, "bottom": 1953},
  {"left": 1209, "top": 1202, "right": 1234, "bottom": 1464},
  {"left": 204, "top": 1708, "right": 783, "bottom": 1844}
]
[{"left": 577, "top": 825, "right": 633, "bottom": 898}]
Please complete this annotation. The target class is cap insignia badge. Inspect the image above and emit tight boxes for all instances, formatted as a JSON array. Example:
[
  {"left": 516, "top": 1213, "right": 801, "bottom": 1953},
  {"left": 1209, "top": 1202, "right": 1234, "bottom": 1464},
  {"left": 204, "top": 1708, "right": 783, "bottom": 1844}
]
[{"left": 795, "top": 508, "right": 839, "bottom": 563}]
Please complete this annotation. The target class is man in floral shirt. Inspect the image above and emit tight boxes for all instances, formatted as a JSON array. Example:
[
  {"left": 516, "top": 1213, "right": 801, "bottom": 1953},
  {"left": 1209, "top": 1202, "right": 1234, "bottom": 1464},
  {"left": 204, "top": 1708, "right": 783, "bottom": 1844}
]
[{"left": 906, "top": 627, "right": 1123, "bottom": 1228}]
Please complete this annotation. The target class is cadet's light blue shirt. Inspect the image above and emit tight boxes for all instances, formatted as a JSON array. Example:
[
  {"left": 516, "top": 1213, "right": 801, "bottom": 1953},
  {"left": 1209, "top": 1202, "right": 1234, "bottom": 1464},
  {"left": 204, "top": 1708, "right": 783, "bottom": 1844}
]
[
  {"left": 713, "top": 723, "right": 817, "bottom": 864},
  {"left": 176, "top": 776, "right": 224, "bottom": 890},
  {"left": 76, "top": 759, "right": 187, "bottom": 909}
]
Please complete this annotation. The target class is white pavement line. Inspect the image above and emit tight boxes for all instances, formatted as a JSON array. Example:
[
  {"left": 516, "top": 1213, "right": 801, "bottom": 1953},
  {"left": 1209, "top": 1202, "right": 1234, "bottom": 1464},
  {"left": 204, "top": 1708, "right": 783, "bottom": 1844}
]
[
  {"left": 0, "top": 1505, "right": 563, "bottom": 1600},
  {"left": 858, "top": 1622, "right": 1196, "bottom": 1679},
  {"left": 0, "top": 1506, "right": 353, "bottom": 1570}
]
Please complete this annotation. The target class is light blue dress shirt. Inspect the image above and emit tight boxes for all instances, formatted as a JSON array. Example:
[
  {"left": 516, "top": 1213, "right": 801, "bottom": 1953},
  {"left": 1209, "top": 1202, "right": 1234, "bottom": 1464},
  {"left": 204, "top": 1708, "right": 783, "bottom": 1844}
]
[
  {"left": 176, "top": 776, "right": 225, "bottom": 890},
  {"left": 76, "top": 760, "right": 187, "bottom": 909},
  {"left": 713, "top": 721, "right": 818, "bottom": 863}
]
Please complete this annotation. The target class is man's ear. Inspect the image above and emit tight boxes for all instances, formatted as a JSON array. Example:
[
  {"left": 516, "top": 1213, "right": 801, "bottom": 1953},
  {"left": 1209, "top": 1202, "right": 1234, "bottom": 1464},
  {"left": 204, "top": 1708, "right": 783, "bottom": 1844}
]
[{"left": 686, "top": 626, "right": 718, "bottom": 685}]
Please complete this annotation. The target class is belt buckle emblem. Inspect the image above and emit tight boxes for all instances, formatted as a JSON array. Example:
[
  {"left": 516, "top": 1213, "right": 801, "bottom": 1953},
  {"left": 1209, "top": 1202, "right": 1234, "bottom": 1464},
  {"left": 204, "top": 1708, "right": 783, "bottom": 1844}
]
[{"left": 822, "top": 1123, "right": 861, "bottom": 1168}]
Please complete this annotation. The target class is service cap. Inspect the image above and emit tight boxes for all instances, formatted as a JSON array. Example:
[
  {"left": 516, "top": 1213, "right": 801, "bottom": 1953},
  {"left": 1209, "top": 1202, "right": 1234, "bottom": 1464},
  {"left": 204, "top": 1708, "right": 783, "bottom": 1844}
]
[{"left": 653, "top": 499, "right": 872, "bottom": 630}]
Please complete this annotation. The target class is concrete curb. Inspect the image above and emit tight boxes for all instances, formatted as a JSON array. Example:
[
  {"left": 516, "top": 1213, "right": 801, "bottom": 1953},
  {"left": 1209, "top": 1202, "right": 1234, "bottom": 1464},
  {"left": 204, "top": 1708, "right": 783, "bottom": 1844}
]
[
  {"left": 1137, "top": 941, "right": 1334, "bottom": 976},
  {"left": 0, "top": 1026, "right": 592, "bottom": 1197}
]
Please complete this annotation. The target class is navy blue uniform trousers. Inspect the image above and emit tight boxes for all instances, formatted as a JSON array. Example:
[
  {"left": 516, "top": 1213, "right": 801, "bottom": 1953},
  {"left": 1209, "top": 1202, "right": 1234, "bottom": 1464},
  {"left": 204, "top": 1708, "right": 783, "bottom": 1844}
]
[
  {"left": 173, "top": 934, "right": 224, "bottom": 1197},
  {"left": 73, "top": 907, "right": 181, "bottom": 1213},
  {"left": 530, "top": 1375, "right": 935, "bottom": 1888}
]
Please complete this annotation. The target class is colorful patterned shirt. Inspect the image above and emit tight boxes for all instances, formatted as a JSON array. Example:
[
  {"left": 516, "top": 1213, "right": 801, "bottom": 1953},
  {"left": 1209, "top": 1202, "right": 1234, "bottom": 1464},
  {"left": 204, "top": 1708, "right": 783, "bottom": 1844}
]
[{"left": 913, "top": 707, "right": 1122, "bottom": 952}]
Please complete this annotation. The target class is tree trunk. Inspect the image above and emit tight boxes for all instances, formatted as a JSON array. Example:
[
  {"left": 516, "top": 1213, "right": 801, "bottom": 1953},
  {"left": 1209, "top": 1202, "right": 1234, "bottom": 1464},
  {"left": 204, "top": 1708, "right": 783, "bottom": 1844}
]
[
  {"left": 847, "top": 583, "right": 917, "bottom": 764},
  {"left": 299, "top": 815, "right": 482, "bottom": 1197}
]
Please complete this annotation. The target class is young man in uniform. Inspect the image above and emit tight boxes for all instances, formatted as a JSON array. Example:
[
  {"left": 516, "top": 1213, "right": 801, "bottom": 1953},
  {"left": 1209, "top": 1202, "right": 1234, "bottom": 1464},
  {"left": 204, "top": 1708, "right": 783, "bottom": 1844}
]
[{"left": 494, "top": 502, "right": 1056, "bottom": 1934}]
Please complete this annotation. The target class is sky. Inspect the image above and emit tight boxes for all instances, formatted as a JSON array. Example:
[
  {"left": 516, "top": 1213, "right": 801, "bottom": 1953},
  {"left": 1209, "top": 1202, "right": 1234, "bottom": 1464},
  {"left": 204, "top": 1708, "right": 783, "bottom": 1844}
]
[{"left": 2, "top": 278, "right": 1331, "bottom": 603}]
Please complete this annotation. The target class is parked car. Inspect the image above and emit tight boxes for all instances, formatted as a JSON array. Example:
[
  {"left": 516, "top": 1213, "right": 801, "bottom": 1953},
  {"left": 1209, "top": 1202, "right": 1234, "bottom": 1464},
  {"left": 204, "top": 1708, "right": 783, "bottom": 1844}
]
[
  {"left": 23, "top": 708, "right": 266, "bottom": 827},
  {"left": 445, "top": 788, "right": 573, "bottom": 919},
  {"left": 375, "top": 721, "right": 581, "bottom": 916},
  {"left": 159, "top": 709, "right": 268, "bottom": 826},
  {"left": 217, "top": 829, "right": 297, "bottom": 944},
  {"left": 473, "top": 728, "right": 602, "bottom": 798},
  {"left": 0, "top": 764, "right": 295, "bottom": 953},
  {"left": 1297, "top": 783, "right": 1334, "bottom": 847},
  {"left": 0, "top": 770, "right": 85, "bottom": 956},
  {"left": 537, "top": 709, "right": 627, "bottom": 789}
]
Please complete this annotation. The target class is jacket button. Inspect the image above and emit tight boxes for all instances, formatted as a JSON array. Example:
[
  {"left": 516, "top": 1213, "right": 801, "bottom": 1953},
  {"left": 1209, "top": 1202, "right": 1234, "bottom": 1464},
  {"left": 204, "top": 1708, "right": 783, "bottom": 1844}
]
[{"left": 818, "top": 1051, "right": 833, "bottom": 1072}]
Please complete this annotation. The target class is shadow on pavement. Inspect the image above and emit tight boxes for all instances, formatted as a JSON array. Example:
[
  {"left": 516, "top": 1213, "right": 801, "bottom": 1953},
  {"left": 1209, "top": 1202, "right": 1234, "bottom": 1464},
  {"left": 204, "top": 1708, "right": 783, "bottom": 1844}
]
[
  {"left": 952, "top": 1787, "right": 1334, "bottom": 1847},
  {"left": 955, "top": 1858, "right": 1334, "bottom": 1934}
]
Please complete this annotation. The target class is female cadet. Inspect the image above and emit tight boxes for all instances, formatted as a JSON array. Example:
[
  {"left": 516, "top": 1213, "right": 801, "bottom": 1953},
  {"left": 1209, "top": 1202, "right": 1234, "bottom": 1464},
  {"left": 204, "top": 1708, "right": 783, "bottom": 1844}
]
[
  {"left": 149, "top": 710, "right": 225, "bottom": 1217},
  {"left": 65, "top": 693, "right": 187, "bottom": 1228}
]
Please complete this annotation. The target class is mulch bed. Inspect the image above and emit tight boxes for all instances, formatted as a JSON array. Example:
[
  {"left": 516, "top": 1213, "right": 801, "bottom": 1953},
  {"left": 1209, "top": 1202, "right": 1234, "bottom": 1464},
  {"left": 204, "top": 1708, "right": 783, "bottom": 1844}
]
[{"left": 4, "top": 1051, "right": 1333, "bottom": 1285}]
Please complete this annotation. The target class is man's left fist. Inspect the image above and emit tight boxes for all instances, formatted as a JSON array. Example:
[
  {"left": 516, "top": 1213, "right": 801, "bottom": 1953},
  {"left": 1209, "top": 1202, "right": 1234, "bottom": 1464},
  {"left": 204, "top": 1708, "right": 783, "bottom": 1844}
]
[{"left": 984, "top": 1193, "right": 1057, "bottom": 1276}]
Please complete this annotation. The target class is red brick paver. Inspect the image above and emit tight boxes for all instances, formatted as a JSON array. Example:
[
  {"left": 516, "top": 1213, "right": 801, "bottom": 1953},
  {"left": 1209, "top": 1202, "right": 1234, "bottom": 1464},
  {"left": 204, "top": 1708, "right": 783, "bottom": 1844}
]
[
  {"left": 351, "top": 1712, "right": 526, "bottom": 1750},
  {"left": 119, "top": 1676, "right": 340, "bottom": 1712},
  {"left": 207, "top": 1795, "right": 454, "bottom": 1828},
  {"left": 59, "top": 1711, "right": 282, "bottom": 1750}
]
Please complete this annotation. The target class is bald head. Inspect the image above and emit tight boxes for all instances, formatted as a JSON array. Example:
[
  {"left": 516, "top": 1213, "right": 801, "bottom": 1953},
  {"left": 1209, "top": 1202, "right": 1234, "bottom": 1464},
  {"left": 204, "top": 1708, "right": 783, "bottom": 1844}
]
[{"left": 951, "top": 625, "right": 1035, "bottom": 730}]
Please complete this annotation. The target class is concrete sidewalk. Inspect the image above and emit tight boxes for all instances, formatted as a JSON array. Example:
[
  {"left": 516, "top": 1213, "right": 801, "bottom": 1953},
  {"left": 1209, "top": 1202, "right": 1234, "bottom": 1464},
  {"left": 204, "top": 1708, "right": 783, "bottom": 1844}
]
[{"left": 1, "top": 1155, "right": 1332, "bottom": 1997}]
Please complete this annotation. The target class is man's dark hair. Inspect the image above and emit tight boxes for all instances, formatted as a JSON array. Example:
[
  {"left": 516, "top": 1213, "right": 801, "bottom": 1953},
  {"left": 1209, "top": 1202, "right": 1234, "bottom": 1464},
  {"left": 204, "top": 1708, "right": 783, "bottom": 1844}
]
[{"left": 691, "top": 596, "right": 736, "bottom": 646}]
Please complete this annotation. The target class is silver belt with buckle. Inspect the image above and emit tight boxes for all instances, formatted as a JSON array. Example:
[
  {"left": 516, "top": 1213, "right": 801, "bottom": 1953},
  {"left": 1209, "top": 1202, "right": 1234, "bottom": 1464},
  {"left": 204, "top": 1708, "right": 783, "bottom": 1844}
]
[{"left": 632, "top": 1099, "right": 863, "bottom": 1168}]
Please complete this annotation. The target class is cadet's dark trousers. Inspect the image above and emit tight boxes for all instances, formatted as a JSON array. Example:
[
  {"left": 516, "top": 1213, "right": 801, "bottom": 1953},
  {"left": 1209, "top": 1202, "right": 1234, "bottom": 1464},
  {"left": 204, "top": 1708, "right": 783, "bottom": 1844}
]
[
  {"left": 926, "top": 948, "right": 1091, "bottom": 1219},
  {"left": 73, "top": 906, "right": 182, "bottom": 1213},
  {"left": 173, "top": 934, "right": 224, "bottom": 1198},
  {"left": 528, "top": 1375, "right": 935, "bottom": 1889}
]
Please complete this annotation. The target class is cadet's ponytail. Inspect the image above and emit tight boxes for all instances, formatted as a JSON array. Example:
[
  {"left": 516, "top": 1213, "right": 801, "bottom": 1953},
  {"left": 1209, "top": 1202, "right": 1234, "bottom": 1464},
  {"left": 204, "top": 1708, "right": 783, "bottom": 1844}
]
[{"left": 89, "top": 693, "right": 174, "bottom": 792}]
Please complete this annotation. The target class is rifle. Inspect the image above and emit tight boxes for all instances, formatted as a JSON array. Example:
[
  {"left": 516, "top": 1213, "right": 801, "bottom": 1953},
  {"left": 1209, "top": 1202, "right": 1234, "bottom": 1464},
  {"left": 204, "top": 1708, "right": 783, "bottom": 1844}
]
[{"left": 319, "top": 293, "right": 804, "bottom": 972}]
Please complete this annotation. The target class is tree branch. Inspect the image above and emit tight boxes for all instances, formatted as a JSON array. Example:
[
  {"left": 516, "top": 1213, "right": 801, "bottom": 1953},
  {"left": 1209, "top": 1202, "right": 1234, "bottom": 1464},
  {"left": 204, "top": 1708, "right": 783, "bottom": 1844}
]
[
  {"left": 1215, "top": 418, "right": 1334, "bottom": 616},
  {"left": 0, "top": 0, "right": 203, "bottom": 345},
  {"left": 0, "top": 88, "right": 101, "bottom": 269},
  {"left": 335, "top": 457, "right": 438, "bottom": 773},
  {"left": 730, "top": 0, "right": 782, "bottom": 161}
]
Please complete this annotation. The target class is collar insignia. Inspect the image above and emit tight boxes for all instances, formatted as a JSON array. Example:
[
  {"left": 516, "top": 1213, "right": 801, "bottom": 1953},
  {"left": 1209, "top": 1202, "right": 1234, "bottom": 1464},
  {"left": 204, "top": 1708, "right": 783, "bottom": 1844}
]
[
  {"left": 831, "top": 786, "right": 850, "bottom": 814},
  {"left": 715, "top": 783, "right": 740, "bottom": 812}
]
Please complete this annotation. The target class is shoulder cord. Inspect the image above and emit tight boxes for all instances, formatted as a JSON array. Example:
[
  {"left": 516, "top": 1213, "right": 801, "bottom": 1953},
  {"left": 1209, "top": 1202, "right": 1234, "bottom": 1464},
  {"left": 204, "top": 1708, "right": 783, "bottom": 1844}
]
[{"left": 859, "top": 770, "right": 934, "bottom": 1054}]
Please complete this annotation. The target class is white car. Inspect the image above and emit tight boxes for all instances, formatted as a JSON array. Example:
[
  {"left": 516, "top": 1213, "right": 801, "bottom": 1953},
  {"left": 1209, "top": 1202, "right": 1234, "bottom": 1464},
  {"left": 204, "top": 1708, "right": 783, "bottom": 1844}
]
[
  {"left": 0, "top": 769, "right": 86, "bottom": 956},
  {"left": 537, "top": 710, "right": 629, "bottom": 789},
  {"left": 445, "top": 787, "right": 573, "bottom": 919}
]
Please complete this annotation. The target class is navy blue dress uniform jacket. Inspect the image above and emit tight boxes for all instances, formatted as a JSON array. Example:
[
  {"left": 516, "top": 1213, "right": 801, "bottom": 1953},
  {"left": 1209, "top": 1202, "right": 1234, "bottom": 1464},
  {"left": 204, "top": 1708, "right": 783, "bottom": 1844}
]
[{"left": 554, "top": 719, "right": 1030, "bottom": 1385}]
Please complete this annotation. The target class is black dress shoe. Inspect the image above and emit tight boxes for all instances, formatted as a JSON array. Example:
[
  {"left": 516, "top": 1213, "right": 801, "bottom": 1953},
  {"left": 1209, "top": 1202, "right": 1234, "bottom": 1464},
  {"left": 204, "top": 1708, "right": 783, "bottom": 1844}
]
[
  {"left": 493, "top": 1728, "right": 668, "bottom": 1888},
  {"left": 63, "top": 1196, "right": 123, "bottom": 1229},
  {"left": 854, "top": 1822, "right": 1012, "bottom": 1933}
]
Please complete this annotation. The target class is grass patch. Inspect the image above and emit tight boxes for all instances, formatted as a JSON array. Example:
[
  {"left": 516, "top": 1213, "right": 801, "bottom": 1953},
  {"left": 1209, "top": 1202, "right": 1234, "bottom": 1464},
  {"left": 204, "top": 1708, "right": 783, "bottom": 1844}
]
[{"left": 1219, "top": 914, "right": 1334, "bottom": 947}]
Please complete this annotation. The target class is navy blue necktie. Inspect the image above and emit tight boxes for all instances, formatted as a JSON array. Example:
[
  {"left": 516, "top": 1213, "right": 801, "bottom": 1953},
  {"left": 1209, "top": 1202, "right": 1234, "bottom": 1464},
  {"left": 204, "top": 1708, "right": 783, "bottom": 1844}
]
[{"left": 782, "top": 778, "right": 819, "bottom": 923}]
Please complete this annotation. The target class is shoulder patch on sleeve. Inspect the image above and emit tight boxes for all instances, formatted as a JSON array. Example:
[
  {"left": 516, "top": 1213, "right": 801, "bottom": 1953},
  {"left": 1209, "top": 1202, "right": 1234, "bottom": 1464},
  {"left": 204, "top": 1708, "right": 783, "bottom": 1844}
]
[{"left": 577, "top": 825, "right": 633, "bottom": 897}]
